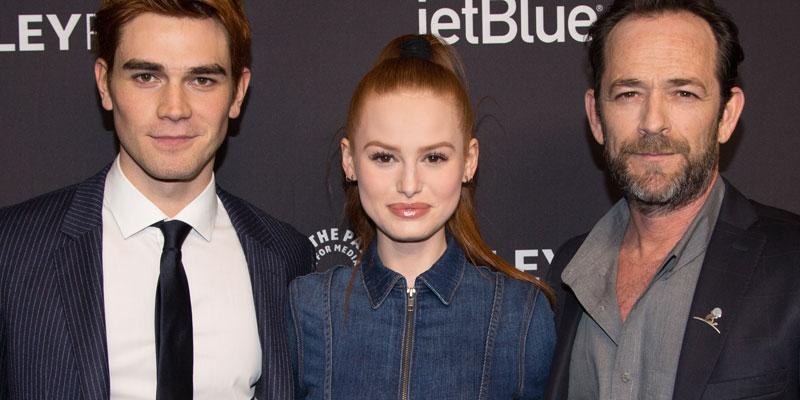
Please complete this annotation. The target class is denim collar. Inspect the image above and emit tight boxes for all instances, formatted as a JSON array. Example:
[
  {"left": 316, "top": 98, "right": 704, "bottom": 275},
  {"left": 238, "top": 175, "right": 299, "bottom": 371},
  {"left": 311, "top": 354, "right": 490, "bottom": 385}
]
[{"left": 361, "top": 235, "right": 467, "bottom": 309}]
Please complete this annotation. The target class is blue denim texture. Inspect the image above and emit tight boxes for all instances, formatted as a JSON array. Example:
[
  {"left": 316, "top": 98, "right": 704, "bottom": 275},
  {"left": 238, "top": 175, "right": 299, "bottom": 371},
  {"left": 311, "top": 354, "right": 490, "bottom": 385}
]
[{"left": 288, "top": 237, "right": 556, "bottom": 399}]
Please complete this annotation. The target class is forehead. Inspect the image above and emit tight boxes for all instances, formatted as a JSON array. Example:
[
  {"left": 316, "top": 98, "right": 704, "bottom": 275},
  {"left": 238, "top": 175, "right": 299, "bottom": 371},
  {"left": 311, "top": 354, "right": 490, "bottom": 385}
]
[
  {"left": 603, "top": 11, "right": 718, "bottom": 86},
  {"left": 115, "top": 13, "right": 231, "bottom": 69},
  {"left": 356, "top": 90, "right": 462, "bottom": 145}
]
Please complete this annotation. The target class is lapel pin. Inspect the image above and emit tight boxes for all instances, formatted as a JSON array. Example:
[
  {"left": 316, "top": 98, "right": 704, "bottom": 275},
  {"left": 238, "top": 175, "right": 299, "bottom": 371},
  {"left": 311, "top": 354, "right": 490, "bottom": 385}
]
[{"left": 692, "top": 307, "right": 722, "bottom": 334}]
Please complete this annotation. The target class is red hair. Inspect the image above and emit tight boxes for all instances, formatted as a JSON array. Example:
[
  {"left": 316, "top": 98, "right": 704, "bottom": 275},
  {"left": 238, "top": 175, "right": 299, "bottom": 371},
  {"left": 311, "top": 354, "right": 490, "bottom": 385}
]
[{"left": 344, "top": 34, "right": 554, "bottom": 305}]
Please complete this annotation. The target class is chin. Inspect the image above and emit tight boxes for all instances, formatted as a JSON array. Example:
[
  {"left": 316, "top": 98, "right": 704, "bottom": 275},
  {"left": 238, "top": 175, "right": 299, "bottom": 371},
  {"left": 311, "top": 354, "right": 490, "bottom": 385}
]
[
  {"left": 378, "top": 225, "right": 444, "bottom": 245},
  {"left": 142, "top": 162, "right": 205, "bottom": 183}
]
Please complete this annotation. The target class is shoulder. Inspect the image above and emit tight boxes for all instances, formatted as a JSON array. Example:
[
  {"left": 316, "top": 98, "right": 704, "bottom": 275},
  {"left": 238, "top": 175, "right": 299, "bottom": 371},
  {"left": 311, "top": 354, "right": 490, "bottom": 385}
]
[
  {"left": 472, "top": 265, "right": 555, "bottom": 322},
  {"left": 219, "top": 189, "right": 308, "bottom": 244},
  {"left": 290, "top": 264, "right": 353, "bottom": 296},
  {"left": 748, "top": 200, "right": 800, "bottom": 252},
  {"left": 217, "top": 188, "right": 314, "bottom": 257},
  {"left": 0, "top": 184, "right": 79, "bottom": 241},
  {"left": 288, "top": 265, "right": 354, "bottom": 324},
  {"left": 545, "top": 233, "right": 588, "bottom": 294}
]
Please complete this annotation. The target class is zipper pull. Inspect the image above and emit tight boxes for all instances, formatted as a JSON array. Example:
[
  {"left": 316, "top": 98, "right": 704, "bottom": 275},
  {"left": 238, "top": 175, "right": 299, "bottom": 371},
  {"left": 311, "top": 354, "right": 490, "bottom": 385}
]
[{"left": 407, "top": 287, "right": 416, "bottom": 312}]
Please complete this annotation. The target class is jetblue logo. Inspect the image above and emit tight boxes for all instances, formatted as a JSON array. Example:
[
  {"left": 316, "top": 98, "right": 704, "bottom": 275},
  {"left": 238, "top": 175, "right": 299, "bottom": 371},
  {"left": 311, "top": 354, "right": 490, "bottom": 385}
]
[
  {"left": 0, "top": 13, "right": 96, "bottom": 52},
  {"left": 417, "top": 0, "right": 603, "bottom": 45}
]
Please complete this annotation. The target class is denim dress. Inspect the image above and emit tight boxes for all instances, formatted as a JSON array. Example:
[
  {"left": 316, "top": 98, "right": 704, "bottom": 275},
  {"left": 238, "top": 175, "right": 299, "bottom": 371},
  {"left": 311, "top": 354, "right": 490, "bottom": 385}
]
[{"left": 287, "top": 237, "right": 556, "bottom": 400}]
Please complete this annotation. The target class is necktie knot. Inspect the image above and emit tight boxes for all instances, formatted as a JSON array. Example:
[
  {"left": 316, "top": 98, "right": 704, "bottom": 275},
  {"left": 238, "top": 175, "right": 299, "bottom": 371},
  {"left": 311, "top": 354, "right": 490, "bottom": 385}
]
[{"left": 155, "top": 220, "right": 192, "bottom": 251}]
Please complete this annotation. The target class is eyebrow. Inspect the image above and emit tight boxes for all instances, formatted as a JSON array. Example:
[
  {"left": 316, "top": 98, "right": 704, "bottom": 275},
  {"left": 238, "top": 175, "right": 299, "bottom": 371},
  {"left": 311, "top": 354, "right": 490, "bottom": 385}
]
[
  {"left": 362, "top": 141, "right": 399, "bottom": 152},
  {"left": 419, "top": 142, "right": 456, "bottom": 152},
  {"left": 667, "top": 78, "right": 707, "bottom": 92},
  {"left": 122, "top": 59, "right": 163, "bottom": 72},
  {"left": 190, "top": 64, "right": 227, "bottom": 76},
  {"left": 609, "top": 79, "right": 645, "bottom": 89},
  {"left": 121, "top": 59, "right": 227, "bottom": 76},
  {"left": 361, "top": 140, "right": 456, "bottom": 152},
  {"left": 609, "top": 78, "right": 708, "bottom": 91}
]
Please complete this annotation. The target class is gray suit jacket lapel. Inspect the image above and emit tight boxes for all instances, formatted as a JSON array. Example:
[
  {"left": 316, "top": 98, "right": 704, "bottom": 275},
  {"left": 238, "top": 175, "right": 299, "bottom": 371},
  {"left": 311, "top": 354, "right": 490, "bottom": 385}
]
[
  {"left": 673, "top": 182, "right": 766, "bottom": 400},
  {"left": 53, "top": 167, "right": 111, "bottom": 400}
]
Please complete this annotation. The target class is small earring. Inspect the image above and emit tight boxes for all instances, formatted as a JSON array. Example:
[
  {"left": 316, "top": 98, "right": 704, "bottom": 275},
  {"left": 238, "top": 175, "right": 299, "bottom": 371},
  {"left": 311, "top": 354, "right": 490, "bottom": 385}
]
[{"left": 346, "top": 175, "right": 357, "bottom": 183}]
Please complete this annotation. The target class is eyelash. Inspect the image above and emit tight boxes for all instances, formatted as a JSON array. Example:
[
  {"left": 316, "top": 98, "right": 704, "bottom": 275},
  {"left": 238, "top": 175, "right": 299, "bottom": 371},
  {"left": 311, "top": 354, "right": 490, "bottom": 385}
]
[
  {"left": 367, "top": 151, "right": 450, "bottom": 163},
  {"left": 193, "top": 77, "right": 216, "bottom": 86},
  {"left": 133, "top": 73, "right": 156, "bottom": 83},
  {"left": 369, "top": 151, "right": 395, "bottom": 163},
  {"left": 425, "top": 152, "right": 449, "bottom": 162}
]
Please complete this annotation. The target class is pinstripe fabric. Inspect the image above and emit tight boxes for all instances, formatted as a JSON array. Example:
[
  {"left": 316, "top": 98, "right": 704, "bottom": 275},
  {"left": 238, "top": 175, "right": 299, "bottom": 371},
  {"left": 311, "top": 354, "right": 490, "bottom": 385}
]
[{"left": 0, "top": 166, "right": 315, "bottom": 400}]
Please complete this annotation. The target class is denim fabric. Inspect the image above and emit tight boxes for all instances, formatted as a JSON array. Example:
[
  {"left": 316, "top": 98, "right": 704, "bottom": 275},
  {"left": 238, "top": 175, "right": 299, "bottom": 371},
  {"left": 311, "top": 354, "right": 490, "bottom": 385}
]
[{"left": 288, "top": 237, "right": 556, "bottom": 399}]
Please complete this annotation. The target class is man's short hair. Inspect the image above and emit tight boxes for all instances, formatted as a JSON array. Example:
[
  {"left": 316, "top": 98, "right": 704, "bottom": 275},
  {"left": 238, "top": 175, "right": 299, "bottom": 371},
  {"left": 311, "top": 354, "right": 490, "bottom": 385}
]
[
  {"left": 94, "top": 0, "right": 252, "bottom": 82},
  {"left": 588, "top": 0, "right": 744, "bottom": 109}
]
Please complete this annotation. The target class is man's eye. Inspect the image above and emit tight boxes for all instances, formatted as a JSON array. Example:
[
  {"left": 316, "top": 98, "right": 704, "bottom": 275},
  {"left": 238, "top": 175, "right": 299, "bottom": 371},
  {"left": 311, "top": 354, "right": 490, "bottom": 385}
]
[
  {"left": 194, "top": 77, "right": 216, "bottom": 86},
  {"left": 676, "top": 90, "right": 697, "bottom": 98},
  {"left": 616, "top": 91, "right": 638, "bottom": 100},
  {"left": 133, "top": 73, "right": 155, "bottom": 83}
]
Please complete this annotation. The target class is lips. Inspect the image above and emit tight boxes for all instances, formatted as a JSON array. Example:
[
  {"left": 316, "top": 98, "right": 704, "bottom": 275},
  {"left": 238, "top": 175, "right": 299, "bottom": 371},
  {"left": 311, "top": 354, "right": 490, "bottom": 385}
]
[
  {"left": 150, "top": 135, "right": 196, "bottom": 149},
  {"left": 388, "top": 203, "right": 431, "bottom": 219}
]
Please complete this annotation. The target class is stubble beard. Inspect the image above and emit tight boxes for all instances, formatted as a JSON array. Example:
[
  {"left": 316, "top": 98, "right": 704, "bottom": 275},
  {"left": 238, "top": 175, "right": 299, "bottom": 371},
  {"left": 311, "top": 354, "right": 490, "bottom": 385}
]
[{"left": 603, "top": 126, "right": 719, "bottom": 217}]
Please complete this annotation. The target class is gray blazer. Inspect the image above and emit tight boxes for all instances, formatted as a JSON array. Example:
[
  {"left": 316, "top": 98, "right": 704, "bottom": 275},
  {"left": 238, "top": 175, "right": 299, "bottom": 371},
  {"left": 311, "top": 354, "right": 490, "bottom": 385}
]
[{"left": 0, "top": 165, "right": 315, "bottom": 399}]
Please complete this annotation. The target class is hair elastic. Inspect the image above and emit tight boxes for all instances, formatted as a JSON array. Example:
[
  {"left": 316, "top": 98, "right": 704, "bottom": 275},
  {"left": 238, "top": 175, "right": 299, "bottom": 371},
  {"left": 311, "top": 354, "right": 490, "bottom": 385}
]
[{"left": 399, "top": 36, "right": 433, "bottom": 61}]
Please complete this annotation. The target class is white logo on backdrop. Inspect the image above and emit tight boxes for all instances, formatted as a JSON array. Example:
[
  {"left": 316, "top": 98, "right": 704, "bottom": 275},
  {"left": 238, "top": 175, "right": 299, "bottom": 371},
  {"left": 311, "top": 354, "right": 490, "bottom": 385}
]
[
  {"left": 0, "top": 13, "right": 95, "bottom": 52},
  {"left": 309, "top": 228, "right": 361, "bottom": 270},
  {"left": 417, "top": 0, "right": 604, "bottom": 45}
]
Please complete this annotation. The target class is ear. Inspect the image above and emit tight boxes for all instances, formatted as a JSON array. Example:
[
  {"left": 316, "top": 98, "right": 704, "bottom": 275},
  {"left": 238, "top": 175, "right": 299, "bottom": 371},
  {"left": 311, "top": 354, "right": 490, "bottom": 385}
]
[
  {"left": 463, "top": 138, "right": 479, "bottom": 182},
  {"left": 228, "top": 67, "right": 252, "bottom": 119},
  {"left": 340, "top": 137, "right": 356, "bottom": 181},
  {"left": 717, "top": 87, "right": 745, "bottom": 144},
  {"left": 95, "top": 58, "right": 113, "bottom": 111},
  {"left": 585, "top": 89, "right": 605, "bottom": 145}
]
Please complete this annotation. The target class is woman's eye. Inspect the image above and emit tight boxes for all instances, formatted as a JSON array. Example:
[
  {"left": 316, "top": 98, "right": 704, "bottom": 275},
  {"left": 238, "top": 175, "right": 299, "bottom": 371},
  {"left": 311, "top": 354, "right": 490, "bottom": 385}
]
[
  {"left": 369, "top": 152, "right": 395, "bottom": 163},
  {"left": 424, "top": 153, "right": 448, "bottom": 163}
]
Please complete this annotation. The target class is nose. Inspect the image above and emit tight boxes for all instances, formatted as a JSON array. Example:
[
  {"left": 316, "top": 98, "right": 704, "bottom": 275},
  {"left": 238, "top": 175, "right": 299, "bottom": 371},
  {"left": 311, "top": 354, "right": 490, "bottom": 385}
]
[
  {"left": 157, "top": 82, "right": 192, "bottom": 121},
  {"left": 639, "top": 94, "right": 669, "bottom": 136},
  {"left": 396, "top": 162, "right": 422, "bottom": 198}
]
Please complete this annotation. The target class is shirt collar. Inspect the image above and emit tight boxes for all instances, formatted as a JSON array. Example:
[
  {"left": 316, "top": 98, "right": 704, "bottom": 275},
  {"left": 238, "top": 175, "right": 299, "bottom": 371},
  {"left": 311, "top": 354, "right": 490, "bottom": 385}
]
[
  {"left": 361, "top": 234, "right": 467, "bottom": 309},
  {"left": 657, "top": 176, "right": 725, "bottom": 279},
  {"left": 103, "top": 156, "right": 218, "bottom": 241}
]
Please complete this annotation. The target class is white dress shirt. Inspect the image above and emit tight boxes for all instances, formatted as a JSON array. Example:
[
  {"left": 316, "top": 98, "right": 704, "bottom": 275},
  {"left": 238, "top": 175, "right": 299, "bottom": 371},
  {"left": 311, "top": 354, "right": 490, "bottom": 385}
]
[{"left": 102, "top": 157, "right": 262, "bottom": 399}]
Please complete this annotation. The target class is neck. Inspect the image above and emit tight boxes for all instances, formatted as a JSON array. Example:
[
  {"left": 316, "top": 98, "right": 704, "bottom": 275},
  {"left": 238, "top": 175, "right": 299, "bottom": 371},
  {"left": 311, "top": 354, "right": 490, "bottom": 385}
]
[
  {"left": 624, "top": 172, "right": 719, "bottom": 256},
  {"left": 118, "top": 155, "right": 213, "bottom": 218},
  {"left": 375, "top": 229, "right": 447, "bottom": 288}
]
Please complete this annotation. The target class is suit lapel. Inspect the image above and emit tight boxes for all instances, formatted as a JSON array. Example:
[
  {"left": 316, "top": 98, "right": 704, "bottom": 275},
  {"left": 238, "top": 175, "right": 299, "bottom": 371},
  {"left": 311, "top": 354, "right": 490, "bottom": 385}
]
[
  {"left": 220, "top": 191, "right": 291, "bottom": 400},
  {"left": 53, "top": 167, "right": 111, "bottom": 400},
  {"left": 673, "top": 182, "right": 766, "bottom": 400}
]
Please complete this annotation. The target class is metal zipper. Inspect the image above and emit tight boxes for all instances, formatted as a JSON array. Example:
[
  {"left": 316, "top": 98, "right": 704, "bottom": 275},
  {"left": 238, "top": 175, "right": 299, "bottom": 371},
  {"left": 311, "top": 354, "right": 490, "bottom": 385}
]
[{"left": 400, "top": 287, "right": 416, "bottom": 400}]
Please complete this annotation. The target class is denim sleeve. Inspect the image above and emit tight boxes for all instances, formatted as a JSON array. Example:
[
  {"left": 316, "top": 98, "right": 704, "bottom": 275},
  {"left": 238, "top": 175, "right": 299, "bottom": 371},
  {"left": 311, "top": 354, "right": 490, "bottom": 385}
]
[
  {"left": 287, "top": 279, "right": 307, "bottom": 399},
  {"left": 521, "top": 289, "right": 557, "bottom": 399}
]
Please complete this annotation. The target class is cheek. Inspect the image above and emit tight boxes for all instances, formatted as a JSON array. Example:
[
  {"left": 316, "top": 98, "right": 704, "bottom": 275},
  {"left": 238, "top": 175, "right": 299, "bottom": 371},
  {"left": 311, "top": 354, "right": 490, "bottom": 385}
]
[
  {"left": 428, "top": 166, "right": 464, "bottom": 207},
  {"left": 354, "top": 164, "right": 389, "bottom": 207}
]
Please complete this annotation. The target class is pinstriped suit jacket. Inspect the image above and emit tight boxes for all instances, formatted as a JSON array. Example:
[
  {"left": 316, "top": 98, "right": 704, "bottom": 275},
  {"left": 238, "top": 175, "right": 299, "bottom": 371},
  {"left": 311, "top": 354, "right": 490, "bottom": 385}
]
[{"left": 0, "top": 166, "right": 315, "bottom": 400}]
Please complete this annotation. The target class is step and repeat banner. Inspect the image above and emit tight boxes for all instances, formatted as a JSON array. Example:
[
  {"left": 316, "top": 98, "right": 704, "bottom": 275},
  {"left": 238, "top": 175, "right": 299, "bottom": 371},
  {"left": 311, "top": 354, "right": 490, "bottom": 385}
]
[{"left": 1, "top": 1, "right": 799, "bottom": 277}]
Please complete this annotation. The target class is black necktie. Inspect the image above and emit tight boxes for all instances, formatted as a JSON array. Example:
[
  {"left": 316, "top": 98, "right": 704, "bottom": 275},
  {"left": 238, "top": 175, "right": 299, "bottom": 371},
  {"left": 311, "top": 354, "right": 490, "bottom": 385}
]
[{"left": 154, "top": 220, "right": 194, "bottom": 399}]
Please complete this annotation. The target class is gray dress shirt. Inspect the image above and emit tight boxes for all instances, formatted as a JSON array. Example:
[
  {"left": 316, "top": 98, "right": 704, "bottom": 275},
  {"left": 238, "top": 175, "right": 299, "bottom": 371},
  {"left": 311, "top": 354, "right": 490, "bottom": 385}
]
[{"left": 562, "top": 179, "right": 725, "bottom": 400}]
